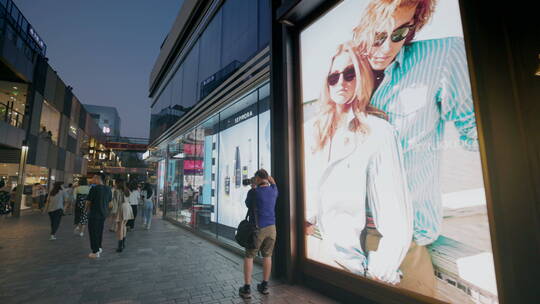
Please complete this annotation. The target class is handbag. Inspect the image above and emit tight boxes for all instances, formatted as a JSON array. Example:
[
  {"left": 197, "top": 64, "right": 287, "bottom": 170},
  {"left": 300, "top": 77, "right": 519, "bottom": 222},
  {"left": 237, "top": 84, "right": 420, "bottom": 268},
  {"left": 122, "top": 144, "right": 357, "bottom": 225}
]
[{"left": 235, "top": 200, "right": 259, "bottom": 249}]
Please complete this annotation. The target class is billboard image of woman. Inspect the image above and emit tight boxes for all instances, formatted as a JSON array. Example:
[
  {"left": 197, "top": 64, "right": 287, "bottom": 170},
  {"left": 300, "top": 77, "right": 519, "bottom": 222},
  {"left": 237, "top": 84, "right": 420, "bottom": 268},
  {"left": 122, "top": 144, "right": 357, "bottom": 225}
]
[{"left": 300, "top": 0, "right": 497, "bottom": 303}]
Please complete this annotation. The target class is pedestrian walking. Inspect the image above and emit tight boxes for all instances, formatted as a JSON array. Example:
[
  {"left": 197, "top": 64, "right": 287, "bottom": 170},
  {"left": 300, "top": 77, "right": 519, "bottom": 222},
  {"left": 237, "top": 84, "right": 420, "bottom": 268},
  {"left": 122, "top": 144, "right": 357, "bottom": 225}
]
[
  {"left": 141, "top": 183, "right": 154, "bottom": 230},
  {"left": 73, "top": 178, "right": 91, "bottom": 237},
  {"left": 108, "top": 180, "right": 122, "bottom": 232},
  {"left": 126, "top": 181, "right": 140, "bottom": 230},
  {"left": 239, "top": 169, "right": 278, "bottom": 299},
  {"left": 114, "top": 180, "right": 133, "bottom": 252},
  {"left": 86, "top": 173, "right": 112, "bottom": 259},
  {"left": 32, "top": 183, "right": 41, "bottom": 210},
  {"left": 0, "top": 179, "right": 12, "bottom": 216},
  {"left": 63, "top": 183, "right": 74, "bottom": 215},
  {"left": 43, "top": 181, "right": 67, "bottom": 241}
]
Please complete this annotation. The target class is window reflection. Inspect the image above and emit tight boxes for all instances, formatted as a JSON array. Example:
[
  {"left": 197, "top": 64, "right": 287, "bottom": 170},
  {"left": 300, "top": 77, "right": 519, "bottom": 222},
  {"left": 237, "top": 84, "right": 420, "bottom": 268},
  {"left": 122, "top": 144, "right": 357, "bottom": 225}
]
[
  {"left": 150, "top": 0, "right": 271, "bottom": 140},
  {"left": 163, "top": 82, "right": 271, "bottom": 249},
  {"left": 39, "top": 100, "right": 60, "bottom": 144}
]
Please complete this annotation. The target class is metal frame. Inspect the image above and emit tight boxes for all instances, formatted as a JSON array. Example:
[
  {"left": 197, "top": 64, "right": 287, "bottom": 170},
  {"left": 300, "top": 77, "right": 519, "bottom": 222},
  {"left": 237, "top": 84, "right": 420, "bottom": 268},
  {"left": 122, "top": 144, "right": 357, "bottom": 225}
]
[{"left": 271, "top": 0, "right": 540, "bottom": 303}]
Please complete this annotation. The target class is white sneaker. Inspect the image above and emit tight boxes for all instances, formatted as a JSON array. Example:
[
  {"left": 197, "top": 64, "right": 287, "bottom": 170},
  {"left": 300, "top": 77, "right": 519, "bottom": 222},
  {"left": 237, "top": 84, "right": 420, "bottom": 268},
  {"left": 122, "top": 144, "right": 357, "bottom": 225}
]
[
  {"left": 74, "top": 227, "right": 80, "bottom": 234},
  {"left": 88, "top": 252, "right": 100, "bottom": 259},
  {"left": 79, "top": 232, "right": 84, "bottom": 237},
  {"left": 49, "top": 235, "right": 56, "bottom": 241},
  {"left": 98, "top": 248, "right": 103, "bottom": 254}
]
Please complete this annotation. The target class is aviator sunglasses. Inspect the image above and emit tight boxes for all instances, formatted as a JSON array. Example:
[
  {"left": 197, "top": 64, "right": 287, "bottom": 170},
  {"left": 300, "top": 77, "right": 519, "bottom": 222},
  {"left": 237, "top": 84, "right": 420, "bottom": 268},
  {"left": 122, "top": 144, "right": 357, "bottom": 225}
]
[
  {"left": 327, "top": 65, "right": 356, "bottom": 86},
  {"left": 373, "top": 23, "right": 415, "bottom": 47}
]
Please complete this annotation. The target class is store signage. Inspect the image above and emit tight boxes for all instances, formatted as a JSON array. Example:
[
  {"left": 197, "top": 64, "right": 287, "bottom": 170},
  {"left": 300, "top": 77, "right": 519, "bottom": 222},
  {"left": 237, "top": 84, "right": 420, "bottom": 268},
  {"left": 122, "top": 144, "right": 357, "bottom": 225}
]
[
  {"left": 299, "top": 0, "right": 497, "bottom": 302},
  {"left": 142, "top": 151, "right": 150, "bottom": 160},
  {"left": 28, "top": 26, "right": 45, "bottom": 50}
]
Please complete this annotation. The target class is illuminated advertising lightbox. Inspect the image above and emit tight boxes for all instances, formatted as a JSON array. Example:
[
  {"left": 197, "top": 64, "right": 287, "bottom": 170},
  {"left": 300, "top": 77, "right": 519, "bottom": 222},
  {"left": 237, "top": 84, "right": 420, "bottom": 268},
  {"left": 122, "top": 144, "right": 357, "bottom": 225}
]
[
  {"left": 183, "top": 160, "right": 203, "bottom": 172},
  {"left": 184, "top": 144, "right": 204, "bottom": 156},
  {"left": 300, "top": 0, "right": 497, "bottom": 303}
]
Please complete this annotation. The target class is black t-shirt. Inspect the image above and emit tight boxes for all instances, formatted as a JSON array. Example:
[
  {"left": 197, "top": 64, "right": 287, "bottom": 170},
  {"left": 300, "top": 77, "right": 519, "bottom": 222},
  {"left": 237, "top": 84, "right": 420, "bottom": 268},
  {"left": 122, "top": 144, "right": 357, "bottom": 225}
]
[{"left": 87, "top": 184, "right": 112, "bottom": 219}]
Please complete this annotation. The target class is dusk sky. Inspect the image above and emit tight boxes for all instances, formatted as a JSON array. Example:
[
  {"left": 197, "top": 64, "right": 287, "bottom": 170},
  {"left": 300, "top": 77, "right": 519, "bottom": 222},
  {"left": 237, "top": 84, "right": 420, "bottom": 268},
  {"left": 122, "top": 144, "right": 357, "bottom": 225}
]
[{"left": 13, "top": 0, "right": 184, "bottom": 138}]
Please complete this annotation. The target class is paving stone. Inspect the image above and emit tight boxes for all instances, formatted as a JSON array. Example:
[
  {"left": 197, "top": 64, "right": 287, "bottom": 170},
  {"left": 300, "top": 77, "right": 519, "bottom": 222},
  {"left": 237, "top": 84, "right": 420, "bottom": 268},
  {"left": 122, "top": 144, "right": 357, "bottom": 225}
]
[{"left": 0, "top": 212, "right": 337, "bottom": 304}]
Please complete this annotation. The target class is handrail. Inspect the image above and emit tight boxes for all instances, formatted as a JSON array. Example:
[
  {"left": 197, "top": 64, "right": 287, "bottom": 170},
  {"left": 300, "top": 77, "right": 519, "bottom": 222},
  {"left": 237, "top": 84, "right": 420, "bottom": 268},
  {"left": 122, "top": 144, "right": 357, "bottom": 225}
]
[
  {"left": 0, "top": 0, "right": 47, "bottom": 55},
  {"left": 0, "top": 101, "right": 23, "bottom": 128}
]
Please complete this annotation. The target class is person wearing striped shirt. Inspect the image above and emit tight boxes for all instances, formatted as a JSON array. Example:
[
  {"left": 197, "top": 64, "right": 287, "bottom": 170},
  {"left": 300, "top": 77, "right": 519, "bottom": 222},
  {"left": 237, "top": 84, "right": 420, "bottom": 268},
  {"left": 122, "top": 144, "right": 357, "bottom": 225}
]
[{"left": 353, "top": 0, "right": 478, "bottom": 297}]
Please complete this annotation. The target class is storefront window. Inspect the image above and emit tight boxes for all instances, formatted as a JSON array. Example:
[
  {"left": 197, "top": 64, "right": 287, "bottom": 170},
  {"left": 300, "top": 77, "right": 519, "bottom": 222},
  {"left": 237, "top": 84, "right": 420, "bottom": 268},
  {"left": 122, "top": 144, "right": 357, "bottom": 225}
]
[
  {"left": 39, "top": 100, "right": 60, "bottom": 144},
  {"left": 221, "top": 0, "right": 258, "bottom": 69},
  {"left": 156, "top": 158, "right": 166, "bottom": 215},
  {"left": 0, "top": 81, "right": 27, "bottom": 128},
  {"left": 0, "top": 164, "right": 48, "bottom": 210},
  {"left": 194, "top": 115, "right": 220, "bottom": 237},
  {"left": 163, "top": 82, "right": 271, "bottom": 248}
]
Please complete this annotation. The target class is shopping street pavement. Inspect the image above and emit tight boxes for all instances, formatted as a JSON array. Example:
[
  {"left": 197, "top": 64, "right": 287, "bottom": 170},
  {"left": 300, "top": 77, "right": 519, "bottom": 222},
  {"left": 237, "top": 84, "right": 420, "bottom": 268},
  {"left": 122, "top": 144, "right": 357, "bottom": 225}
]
[{"left": 0, "top": 211, "right": 338, "bottom": 304}]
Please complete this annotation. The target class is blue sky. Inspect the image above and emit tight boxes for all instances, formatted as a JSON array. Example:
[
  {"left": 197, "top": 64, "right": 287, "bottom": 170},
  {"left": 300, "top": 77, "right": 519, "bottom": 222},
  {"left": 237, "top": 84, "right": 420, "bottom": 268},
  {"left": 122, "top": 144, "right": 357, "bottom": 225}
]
[{"left": 14, "top": 0, "right": 184, "bottom": 138}]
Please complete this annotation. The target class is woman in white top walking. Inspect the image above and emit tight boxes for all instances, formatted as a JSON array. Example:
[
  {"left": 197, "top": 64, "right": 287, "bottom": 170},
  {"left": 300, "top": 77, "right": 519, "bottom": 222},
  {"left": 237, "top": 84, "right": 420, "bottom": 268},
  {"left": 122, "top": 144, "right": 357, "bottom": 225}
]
[
  {"left": 126, "top": 181, "right": 140, "bottom": 230},
  {"left": 44, "top": 181, "right": 67, "bottom": 240},
  {"left": 115, "top": 179, "right": 133, "bottom": 252}
]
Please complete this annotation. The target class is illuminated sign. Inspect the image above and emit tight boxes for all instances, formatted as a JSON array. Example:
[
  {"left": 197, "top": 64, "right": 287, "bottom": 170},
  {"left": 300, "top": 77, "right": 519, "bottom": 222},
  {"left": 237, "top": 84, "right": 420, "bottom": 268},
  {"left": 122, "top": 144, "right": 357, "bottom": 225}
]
[
  {"left": 142, "top": 151, "right": 150, "bottom": 160},
  {"left": 28, "top": 26, "right": 46, "bottom": 50},
  {"left": 300, "top": 0, "right": 497, "bottom": 302},
  {"left": 102, "top": 126, "right": 111, "bottom": 134}
]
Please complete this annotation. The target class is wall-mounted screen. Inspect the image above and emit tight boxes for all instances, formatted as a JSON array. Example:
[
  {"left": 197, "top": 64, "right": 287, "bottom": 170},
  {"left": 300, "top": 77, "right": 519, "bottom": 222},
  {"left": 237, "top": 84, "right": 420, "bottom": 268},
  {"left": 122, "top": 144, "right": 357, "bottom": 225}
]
[{"left": 300, "top": 1, "right": 497, "bottom": 303}]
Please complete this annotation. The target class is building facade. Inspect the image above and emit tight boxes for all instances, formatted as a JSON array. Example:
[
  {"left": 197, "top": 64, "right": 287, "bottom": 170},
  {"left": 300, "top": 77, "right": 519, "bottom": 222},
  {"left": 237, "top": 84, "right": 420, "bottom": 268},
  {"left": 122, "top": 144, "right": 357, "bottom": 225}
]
[
  {"left": 84, "top": 104, "right": 121, "bottom": 138},
  {"left": 0, "top": 0, "right": 107, "bottom": 213},
  {"left": 147, "top": 1, "right": 539, "bottom": 304}
]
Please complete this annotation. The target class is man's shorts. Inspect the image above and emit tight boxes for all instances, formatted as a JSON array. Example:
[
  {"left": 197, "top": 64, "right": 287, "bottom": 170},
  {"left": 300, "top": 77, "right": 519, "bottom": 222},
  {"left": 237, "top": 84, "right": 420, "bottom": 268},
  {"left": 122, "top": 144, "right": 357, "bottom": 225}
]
[{"left": 245, "top": 225, "right": 276, "bottom": 258}]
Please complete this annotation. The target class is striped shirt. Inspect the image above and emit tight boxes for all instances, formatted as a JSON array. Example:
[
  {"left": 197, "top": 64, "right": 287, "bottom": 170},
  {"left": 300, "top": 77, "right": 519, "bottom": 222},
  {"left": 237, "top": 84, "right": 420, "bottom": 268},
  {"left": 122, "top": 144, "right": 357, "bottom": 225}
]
[{"left": 369, "top": 37, "right": 478, "bottom": 246}]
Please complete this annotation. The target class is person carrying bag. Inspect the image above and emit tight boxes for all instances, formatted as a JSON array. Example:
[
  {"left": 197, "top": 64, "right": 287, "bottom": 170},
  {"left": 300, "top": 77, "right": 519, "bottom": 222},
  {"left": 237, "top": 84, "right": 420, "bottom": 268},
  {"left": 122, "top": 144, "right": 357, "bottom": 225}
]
[{"left": 237, "top": 170, "right": 278, "bottom": 299}]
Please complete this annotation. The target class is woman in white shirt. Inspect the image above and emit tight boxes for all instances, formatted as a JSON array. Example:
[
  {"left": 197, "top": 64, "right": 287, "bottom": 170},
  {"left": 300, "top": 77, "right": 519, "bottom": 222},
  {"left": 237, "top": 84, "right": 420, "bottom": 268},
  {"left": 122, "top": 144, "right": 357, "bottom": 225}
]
[
  {"left": 115, "top": 180, "right": 133, "bottom": 252},
  {"left": 44, "top": 181, "right": 67, "bottom": 240},
  {"left": 126, "top": 182, "right": 140, "bottom": 230},
  {"left": 303, "top": 42, "right": 412, "bottom": 284}
]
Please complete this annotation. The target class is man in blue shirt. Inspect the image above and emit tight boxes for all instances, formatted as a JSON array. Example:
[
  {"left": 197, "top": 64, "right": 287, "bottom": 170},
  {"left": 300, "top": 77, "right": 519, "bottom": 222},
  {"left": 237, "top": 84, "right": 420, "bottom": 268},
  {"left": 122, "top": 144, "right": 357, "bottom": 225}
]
[
  {"left": 239, "top": 169, "right": 278, "bottom": 299},
  {"left": 353, "top": 0, "right": 478, "bottom": 297}
]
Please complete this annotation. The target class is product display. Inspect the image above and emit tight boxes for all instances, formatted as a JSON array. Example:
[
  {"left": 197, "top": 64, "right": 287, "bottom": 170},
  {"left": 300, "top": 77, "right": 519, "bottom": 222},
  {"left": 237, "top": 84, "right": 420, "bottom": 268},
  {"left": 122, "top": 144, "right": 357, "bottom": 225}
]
[
  {"left": 224, "top": 165, "right": 231, "bottom": 196},
  {"left": 234, "top": 146, "right": 241, "bottom": 188}
]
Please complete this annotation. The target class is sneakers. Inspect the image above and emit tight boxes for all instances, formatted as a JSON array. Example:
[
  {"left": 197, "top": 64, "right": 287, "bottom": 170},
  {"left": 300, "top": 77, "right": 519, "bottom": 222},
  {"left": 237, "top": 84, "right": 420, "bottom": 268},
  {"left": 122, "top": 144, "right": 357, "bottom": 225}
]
[
  {"left": 49, "top": 235, "right": 56, "bottom": 241},
  {"left": 79, "top": 232, "right": 84, "bottom": 237},
  {"left": 238, "top": 286, "right": 251, "bottom": 299},
  {"left": 88, "top": 252, "right": 100, "bottom": 259},
  {"left": 257, "top": 282, "right": 269, "bottom": 295},
  {"left": 98, "top": 248, "right": 103, "bottom": 254}
]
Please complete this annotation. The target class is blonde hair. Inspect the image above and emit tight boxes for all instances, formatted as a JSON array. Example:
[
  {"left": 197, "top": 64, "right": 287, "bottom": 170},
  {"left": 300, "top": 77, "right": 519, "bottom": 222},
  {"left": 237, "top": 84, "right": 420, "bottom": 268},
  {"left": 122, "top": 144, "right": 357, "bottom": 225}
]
[
  {"left": 353, "top": 0, "right": 437, "bottom": 50},
  {"left": 313, "top": 42, "right": 386, "bottom": 152}
]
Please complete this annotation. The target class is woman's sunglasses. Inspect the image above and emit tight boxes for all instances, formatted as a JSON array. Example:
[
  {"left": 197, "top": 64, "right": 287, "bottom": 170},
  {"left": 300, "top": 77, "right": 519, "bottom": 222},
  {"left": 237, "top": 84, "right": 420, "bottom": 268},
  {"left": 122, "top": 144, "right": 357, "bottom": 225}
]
[
  {"left": 373, "top": 23, "right": 415, "bottom": 47},
  {"left": 327, "top": 66, "right": 356, "bottom": 86}
]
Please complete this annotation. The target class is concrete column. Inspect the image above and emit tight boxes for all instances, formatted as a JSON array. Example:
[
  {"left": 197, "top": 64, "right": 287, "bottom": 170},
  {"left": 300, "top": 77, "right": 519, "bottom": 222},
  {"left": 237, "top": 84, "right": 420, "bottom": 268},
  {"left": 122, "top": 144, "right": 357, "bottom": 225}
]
[{"left": 13, "top": 145, "right": 29, "bottom": 217}]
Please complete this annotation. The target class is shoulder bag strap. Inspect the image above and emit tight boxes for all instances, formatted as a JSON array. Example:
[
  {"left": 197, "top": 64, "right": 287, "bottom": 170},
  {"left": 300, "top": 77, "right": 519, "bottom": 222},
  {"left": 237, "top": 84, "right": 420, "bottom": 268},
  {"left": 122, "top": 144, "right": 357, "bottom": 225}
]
[{"left": 252, "top": 191, "right": 259, "bottom": 229}]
